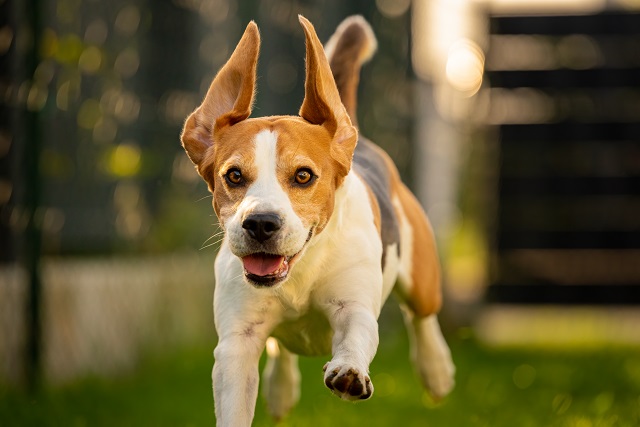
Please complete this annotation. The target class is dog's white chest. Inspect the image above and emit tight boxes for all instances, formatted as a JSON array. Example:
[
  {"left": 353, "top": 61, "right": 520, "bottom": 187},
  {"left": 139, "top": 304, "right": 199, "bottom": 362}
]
[{"left": 271, "top": 306, "right": 334, "bottom": 356}]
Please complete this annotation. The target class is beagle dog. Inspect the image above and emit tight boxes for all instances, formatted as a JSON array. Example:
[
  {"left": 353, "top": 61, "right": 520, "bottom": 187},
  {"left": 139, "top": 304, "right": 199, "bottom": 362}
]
[{"left": 181, "top": 15, "right": 455, "bottom": 426}]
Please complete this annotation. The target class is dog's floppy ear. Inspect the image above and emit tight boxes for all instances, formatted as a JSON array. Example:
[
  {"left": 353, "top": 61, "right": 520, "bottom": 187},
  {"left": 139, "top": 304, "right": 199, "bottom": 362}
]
[
  {"left": 181, "top": 22, "right": 260, "bottom": 167},
  {"left": 298, "top": 15, "right": 357, "bottom": 178}
]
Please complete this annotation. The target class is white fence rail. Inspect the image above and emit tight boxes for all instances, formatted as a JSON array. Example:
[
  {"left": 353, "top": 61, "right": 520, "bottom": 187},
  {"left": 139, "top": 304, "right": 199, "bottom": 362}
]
[{"left": 0, "top": 252, "right": 215, "bottom": 385}]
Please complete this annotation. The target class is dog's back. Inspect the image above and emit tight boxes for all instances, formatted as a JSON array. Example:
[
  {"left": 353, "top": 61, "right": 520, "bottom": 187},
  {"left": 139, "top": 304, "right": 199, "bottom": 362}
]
[{"left": 326, "top": 17, "right": 443, "bottom": 317}]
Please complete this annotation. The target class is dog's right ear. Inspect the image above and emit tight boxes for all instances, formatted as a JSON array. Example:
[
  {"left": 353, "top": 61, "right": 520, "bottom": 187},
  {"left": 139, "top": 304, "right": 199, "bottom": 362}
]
[
  {"left": 298, "top": 16, "right": 357, "bottom": 181},
  {"left": 181, "top": 22, "right": 260, "bottom": 168}
]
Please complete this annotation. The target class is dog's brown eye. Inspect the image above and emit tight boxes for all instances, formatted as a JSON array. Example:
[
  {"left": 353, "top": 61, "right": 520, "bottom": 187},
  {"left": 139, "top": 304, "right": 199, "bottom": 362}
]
[
  {"left": 294, "top": 168, "right": 314, "bottom": 185},
  {"left": 225, "top": 168, "right": 243, "bottom": 186}
]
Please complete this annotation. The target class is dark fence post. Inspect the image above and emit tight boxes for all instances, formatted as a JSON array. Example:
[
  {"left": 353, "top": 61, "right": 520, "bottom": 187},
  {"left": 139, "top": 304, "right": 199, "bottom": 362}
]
[{"left": 24, "top": 0, "right": 43, "bottom": 391}]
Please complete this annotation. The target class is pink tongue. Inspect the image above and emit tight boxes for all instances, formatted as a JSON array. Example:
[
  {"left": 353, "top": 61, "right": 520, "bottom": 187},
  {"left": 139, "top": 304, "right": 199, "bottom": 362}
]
[{"left": 242, "top": 254, "right": 285, "bottom": 276}]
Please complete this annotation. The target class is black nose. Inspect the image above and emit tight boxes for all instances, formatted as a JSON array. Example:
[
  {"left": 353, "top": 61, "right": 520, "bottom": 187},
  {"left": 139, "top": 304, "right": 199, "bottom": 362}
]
[{"left": 242, "top": 213, "right": 283, "bottom": 243}]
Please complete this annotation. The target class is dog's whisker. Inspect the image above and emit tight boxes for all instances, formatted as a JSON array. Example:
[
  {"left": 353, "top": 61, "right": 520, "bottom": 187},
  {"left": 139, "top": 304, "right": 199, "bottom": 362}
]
[
  {"left": 228, "top": 272, "right": 245, "bottom": 283},
  {"left": 200, "top": 238, "right": 225, "bottom": 251},
  {"left": 201, "top": 232, "right": 225, "bottom": 248},
  {"left": 199, "top": 231, "right": 226, "bottom": 249},
  {"left": 204, "top": 230, "right": 223, "bottom": 239}
]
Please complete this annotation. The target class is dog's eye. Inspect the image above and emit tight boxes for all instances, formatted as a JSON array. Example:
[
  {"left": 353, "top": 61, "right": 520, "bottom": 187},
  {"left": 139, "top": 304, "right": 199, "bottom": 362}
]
[
  {"left": 225, "top": 168, "right": 244, "bottom": 186},
  {"left": 294, "top": 168, "right": 314, "bottom": 186}
]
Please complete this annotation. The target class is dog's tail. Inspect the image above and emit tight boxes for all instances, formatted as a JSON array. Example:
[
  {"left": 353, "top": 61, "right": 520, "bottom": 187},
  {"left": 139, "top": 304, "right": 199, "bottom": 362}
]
[{"left": 324, "top": 16, "right": 377, "bottom": 128}]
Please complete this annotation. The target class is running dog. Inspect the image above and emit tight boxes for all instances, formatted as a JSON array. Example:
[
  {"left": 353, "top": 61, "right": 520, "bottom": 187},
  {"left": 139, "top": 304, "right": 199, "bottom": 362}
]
[{"left": 180, "top": 15, "right": 455, "bottom": 426}]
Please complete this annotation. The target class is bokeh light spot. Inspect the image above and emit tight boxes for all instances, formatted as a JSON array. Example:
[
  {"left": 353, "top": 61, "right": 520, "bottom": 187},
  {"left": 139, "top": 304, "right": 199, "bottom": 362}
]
[
  {"left": 199, "top": 0, "right": 230, "bottom": 25},
  {"left": 552, "top": 393, "right": 573, "bottom": 415},
  {"left": 84, "top": 19, "right": 108, "bottom": 45},
  {"left": 27, "top": 84, "right": 48, "bottom": 111},
  {"left": 93, "top": 117, "right": 118, "bottom": 143},
  {"left": 107, "top": 143, "right": 141, "bottom": 177},
  {"left": 0, "top": 179, "right": 12, "bottom": 204},
  {"left": 55, "top": 33, "right": 84, "bottom": 64},
  {"left": 77, "top": 98, "right": 102, "bottom": 129},
  {"left": 78, "top": 46, "right": 103, "bottom": 74},
  {"left": 40, "top": 28, "right": 58, "bottom": 58},
  {"left": 0, "top": 25, "right": 14, "bottom": 55},
  {"left": 512, "top": 364, "right": 536, "bottom": 389},
  {"left": 446, "top": 39, "right": 484, "bottom": 97},
  {"left": 114, "top": 48, "right": 140, "bottom": 78},
  {"left": 372, "top": 372, "right": 396, "bottom": 397},
  {"left": 376, "top": 0, "right": 410, "bottom": 18},
  {"left": 34, "top": 60, "right": 55, "bottom": 85},
  {"left": 115, "top": 5, "right": 141, "bottom": 36},
  {"left": 593, "top": 392, "right": 614, "bottom": 415}
]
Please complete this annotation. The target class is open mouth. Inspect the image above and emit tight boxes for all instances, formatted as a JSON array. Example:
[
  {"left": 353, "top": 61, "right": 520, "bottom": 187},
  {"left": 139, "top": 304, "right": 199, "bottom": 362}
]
[
  {"left": 241, "top": 229, "right": 314, "bottom": 287},
  {"left": 241, "top": 253, "right": 292, "bottom": 287}
]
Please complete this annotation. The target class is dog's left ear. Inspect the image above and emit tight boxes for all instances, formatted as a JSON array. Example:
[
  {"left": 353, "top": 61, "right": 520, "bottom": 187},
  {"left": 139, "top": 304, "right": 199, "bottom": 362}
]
[
  {"left": 181, "top": 21, "right": 260, "bottom": 169},
  {"left": 298, "top": 16, "right": 357, "bottom": 178}
]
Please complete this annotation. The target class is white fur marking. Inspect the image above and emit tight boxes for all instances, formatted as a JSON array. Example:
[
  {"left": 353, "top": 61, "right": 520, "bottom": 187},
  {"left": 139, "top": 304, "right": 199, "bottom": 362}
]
[
  {"left": 262, "top": 338, "right": 301, "bottom": 419},
  {"left": 413, "top": 314, "right": 456, "bottom": 399},
  {"left": 393, "top": 197, "right": 414, "bottom": 298},
  {"left": 265, "top": 336, "right": 280, "bottom": 357},
  {"left": 249, "top": 130, "right": 288, "bottom": 211},
  {"left": 225, "top": 130, "right": 308, "bottom": 258}
]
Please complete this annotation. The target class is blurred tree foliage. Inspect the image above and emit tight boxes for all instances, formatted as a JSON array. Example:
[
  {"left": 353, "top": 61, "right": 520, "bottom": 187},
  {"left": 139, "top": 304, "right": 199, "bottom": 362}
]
[{"left": 1, "top": 0, "right": 413, "bottom": 257}]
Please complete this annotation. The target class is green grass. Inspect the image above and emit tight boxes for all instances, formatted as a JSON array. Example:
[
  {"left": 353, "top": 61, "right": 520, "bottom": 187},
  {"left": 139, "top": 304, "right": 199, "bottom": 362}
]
[{"left": 1, "top": 328, "right": 640, "bottom": 427}]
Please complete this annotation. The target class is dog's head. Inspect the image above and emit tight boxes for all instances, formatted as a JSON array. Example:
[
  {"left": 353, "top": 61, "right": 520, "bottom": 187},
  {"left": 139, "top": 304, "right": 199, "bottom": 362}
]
[{"left": 181, "top": 16, "right": 357, "bottom": 288}]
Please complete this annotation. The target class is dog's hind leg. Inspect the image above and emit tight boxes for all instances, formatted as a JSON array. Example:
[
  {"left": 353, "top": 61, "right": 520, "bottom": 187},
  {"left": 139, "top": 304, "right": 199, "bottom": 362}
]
[
  {"left": 262, "top": 337, "right": 301, "bottom": 421},
  {"left": 399, "top": 306, "right": 455, "bottom": 400},
  {"left": 394, "top": 184, "right": 455, "bottom": 400}
]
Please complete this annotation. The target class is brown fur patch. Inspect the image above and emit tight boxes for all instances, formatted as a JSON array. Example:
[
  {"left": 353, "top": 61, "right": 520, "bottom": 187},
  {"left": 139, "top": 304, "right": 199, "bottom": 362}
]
[
  {"left": 325, "top": 16, "right": 376, "bottom": 128},
  {"left": 272, "top": 117, "right": 346, "bottom": 235},
  {"left": 181, "top": 22, "right": 260, "bottom": 169},
  {"left": 363, "top": 141, "right": 442, "bottom": 317},
  {"left": 182, "top": 18, "right": 360, "bottom": 239},
  {"left": 198, "top": 116, "right": 354, "bottom": 235},
  {"left": 328, "top": 26, "right": 365, "bottom": 127},
  {"left": 204, "top": 119, "right": 263, "bottom": 221},
  {"left": 396, "top": 184, "right": 442, "bottom": 317},
  {"left": 298, "top": 16, "right": 357, "bottom": 180}
]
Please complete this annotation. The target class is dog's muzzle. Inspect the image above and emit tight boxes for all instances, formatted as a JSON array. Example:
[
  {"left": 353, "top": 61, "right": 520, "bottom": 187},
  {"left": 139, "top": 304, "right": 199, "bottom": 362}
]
[
  {"left": 238, "top": 216, "right": 313, "bottom": 288},
  {"left": 242, "top": 213, "right": 283, "bottom": 243}
]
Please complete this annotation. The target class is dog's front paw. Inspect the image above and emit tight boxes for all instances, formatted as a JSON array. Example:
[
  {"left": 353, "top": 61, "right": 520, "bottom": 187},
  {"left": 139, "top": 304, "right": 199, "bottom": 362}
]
[{"left": 323, "top": 362, "right": 373, "bottom": 401}]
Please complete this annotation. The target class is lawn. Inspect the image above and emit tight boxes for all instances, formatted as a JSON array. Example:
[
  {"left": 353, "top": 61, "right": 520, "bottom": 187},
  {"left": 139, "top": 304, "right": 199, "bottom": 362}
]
[{"left": 1, "top": 323, "right": 639, "bottom": 427}]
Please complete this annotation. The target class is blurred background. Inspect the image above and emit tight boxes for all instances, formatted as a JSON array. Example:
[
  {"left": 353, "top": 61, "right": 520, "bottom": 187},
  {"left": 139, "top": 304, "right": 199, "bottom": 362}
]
[{"left": 1, "top": 0, "right": 640, "bottom": 426}]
